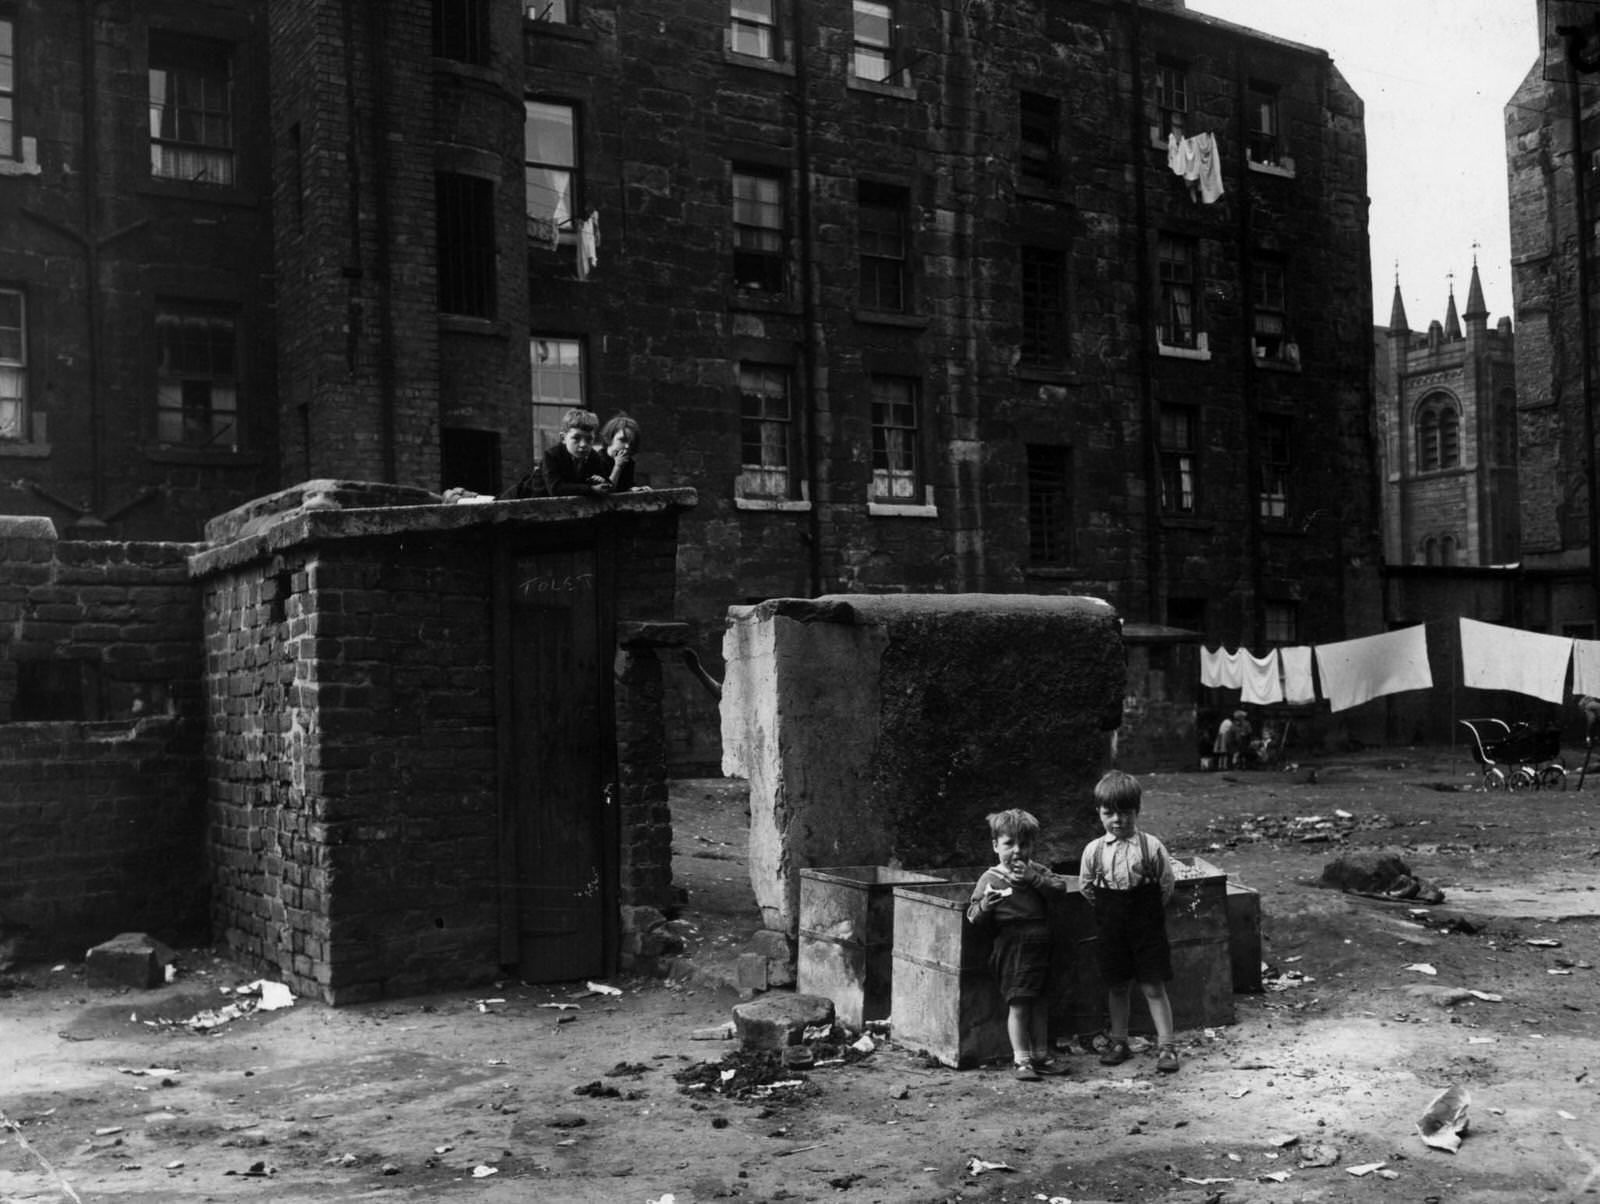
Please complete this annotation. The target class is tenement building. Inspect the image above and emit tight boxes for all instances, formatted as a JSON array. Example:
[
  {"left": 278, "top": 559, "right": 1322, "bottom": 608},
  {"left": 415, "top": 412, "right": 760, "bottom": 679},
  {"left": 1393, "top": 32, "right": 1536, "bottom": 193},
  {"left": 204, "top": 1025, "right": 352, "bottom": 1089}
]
[{"left": 0, "top": 0, "right": 1380, "bottom": 763}]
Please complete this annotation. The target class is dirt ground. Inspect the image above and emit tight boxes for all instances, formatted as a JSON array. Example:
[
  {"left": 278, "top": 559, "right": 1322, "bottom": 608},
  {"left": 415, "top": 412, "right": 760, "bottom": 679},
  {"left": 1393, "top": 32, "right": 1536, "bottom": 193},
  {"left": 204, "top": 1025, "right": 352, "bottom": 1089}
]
[{"left": 4, "top": 747, "right": 1600, "bottom": 1204}]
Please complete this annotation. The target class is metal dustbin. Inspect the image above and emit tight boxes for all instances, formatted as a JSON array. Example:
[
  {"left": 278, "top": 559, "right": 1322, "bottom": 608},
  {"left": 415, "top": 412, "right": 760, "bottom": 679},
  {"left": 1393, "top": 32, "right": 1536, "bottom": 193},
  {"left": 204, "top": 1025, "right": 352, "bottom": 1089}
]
[
  {"left": 888, "top": 879, "right": 1011, "bottom": 1069},
  {"left": 797, "top": 866, "right": 942, "bottom": 1031}
]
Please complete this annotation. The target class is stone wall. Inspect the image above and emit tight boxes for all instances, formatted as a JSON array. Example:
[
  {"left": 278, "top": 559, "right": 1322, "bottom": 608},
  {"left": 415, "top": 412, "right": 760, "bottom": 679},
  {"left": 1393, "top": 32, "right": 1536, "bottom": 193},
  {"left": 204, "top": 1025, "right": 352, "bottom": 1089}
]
[
  {"left": 0, "top": 517, "right": 207, "bottom": 959},
  {"left": 722, "top": 594, "right": 1124, "bottom": 934}
]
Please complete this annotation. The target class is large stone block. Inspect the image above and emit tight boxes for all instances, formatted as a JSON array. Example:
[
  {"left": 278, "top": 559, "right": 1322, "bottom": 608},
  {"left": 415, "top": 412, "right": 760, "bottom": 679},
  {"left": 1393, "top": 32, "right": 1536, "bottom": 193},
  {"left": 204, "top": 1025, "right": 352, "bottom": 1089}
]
[
  {"left": 722, "top": 594, "right": 1123, "bottom": 933},
  {"left": 85, "top": 932, "right": 175, "bottom": 989}
]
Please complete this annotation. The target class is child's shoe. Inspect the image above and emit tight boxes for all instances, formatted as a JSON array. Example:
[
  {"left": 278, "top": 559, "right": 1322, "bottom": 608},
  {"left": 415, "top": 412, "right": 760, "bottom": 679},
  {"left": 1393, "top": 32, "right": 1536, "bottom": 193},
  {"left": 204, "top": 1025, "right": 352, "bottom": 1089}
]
[
  {"left": 1156, "top": 1044, "right": 1180, "bottom": 1073},
  {"left": 1012, "top": 1059, "right": 1042, "bottom": 1081},
  {"left": 1098, "top": 1038, "right": 1131, "bottom": 1066},
  {"left": 1031, "top": 1053, "right": 1066, "bottom": 1076}
]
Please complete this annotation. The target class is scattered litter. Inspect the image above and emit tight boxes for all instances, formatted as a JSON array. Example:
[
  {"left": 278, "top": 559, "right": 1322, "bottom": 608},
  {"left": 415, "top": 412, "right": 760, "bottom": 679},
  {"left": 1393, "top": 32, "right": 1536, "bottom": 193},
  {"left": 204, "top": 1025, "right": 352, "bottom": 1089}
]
[
  {"left": 1526, "top": 938, "right": 1562, "bottom": 948},
  {"left": 1259, "top": 1170, "right": 1292, "bottom": 1183},
  {"left": 51, "top": 964, "right": 66, "bottom": 972},
  {"left": 1182, "top": 1176, "right": 1234, "bottom": 1184},
  {"left": 1549, "top": 969, "right": 1573, "bottom": 976},
  {"left": 851, "top": 1034, "right": 875, "bottom": 1054},
  {"left": 583, "top": 981, "right": 623, "bottom": 997},
  {"left": 434, "top": 1145, "right": 453, "bottom": 1155},
  {"left": 93, "top": 1126, "right": 124, "bottom": 1136},
  {"left": 1226, "top": 1087, "right": 1250, "bottom": 1099},
  {"left": 1558, "top": 1110, "right": 1577, "bottom": 1121},
  {"left": 1468, "top": 1037, "right": 1496, "bottom": 1044},
  {"left": 1268, "top": 1133, "right": 1299, "bottom": 1148},
  {"left": 1297, "top": 1142, "right": 1340, "bottom": 1168},
  {"left": 965, "top": 1157, "right": 1015, "bottom": 1175},
  {"left": 164, "top": 1160, "right": 184, "bottom": 1169},
  {"left": 226, "top": 1161, "right": 277, "bottom": 1178},
  {"left": 692, "top": 1022, "right": 735, "bottom": 1041},
  {"left": 472, "top": 1164, "right": 499, "bottom": 1178},
  {"left": 538, "top": 1003, "right": 578, "bottom": 1011},
  {"left": 1417, "top": 1084, "right": 1471, "bottom": 1153},
  {"left": 118, "top": 1067, "right": 180, "bottom": 1078},
  {"left": 1406, "top": 963, "right": 1438, "bottom": 976},
  {"left": 1347, "top": 1162, "right": 1387, "bottom": 1176},
  {"left": 647, "top": 1196, "right": 675, "bottom": 1204},
  {"left": 238, "top": 980, "right": 295, "bottom": 1011},
  {"left": 487, "top": 1059, "right": 506, "bottom": 1066},
  {"left": 1262, "top": 966, "right": 1315, "bottom": 991}
]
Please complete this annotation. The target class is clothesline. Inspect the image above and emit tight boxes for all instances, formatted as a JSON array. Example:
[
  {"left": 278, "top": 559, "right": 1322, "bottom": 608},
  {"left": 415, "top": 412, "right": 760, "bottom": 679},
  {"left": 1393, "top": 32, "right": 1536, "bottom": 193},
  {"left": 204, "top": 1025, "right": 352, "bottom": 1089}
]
[{"left": 1203, "top": 619, "right": 1598, "bottom": 714}]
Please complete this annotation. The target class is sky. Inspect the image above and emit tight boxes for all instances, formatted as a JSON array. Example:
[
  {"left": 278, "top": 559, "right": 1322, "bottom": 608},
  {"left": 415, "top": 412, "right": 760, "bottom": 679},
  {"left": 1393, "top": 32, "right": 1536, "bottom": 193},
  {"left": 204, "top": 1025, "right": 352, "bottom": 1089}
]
[{"left": 1186, "top": 0, "right": 1542, "bottom": 328}]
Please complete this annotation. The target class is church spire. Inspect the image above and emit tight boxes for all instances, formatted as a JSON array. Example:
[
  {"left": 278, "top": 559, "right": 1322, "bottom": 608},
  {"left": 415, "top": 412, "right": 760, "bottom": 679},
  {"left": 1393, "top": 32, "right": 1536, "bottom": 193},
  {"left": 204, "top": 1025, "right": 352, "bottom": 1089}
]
[
  {"left": 1444, "top": 272, "right": 1462, "bottom": 340},
  {"left": 1388, "top": 266, "right": 1409, "bottom": 333},
  {"left": 1464, "top": 247, "right": 1488, "bottom": 322}
]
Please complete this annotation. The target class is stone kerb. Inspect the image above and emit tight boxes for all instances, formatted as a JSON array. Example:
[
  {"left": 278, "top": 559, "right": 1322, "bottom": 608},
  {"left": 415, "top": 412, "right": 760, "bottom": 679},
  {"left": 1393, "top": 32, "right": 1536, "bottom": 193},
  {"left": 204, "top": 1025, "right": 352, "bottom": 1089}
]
[{"left": 722, "top": 594, "right": 1124, "bottom": 935}]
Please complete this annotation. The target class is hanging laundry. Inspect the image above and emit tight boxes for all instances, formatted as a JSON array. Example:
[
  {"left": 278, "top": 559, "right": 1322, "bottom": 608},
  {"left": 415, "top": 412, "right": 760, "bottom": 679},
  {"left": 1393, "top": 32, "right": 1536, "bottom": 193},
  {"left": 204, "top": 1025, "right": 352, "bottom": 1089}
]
[
  {"left": 577, "top": 211, "right": 600, "bottom": 280},
  {"left": 1200, "top": 646, "right": 1244, "bottom": 689},
  {"left": 1166, "top": 131, "right": 1224, "bottom": 205},
  {"left": 528, "top": 214, "right": 559, "bottom": 251},
  {"left": 1278, "top": 645, "right": 1316, "bottom": 704},
  {"left": 1313, "top": 625, "right": 1432, "bottom": 713},
  {"left": 1199, "top": 645, "right": 1224, "bottom": 688},
  {"left": 1240, "top": 649, "right": 1282, "bottom": 705},
  {"left": 1573, "top": 638, "right": 1600, "bottom": 698},
  {"left": 1459, "top": 618, "right": 1571, "bottom": 705}
]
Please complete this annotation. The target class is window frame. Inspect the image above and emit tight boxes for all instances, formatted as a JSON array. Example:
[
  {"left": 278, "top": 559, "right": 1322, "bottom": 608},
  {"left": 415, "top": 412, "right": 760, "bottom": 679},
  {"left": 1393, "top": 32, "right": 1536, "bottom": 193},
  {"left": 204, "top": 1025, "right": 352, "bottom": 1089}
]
[
  {"left": 1258, "top": 413, "right": 1290, "bottom": 521},
  {"left": 0, "top": 15, "right": 15, "bottom": 161},
  {"left": 525, "top": 98, "right": 578, "bottom": 236},
  {"left": 436, "top": 171, "right": 497, "bottom": 319},
  {"left": 0, "top": 286, "right": 26, "bottom": 442},
  {"left": 1251, "top": 258, "right": 1292, "bottom": 363},
  {"left": 1246, "top": 82, "right": 1281, "bottom": 166},
  {"left": 1158, "top": 403, "right": 1197, "bottom": 515},
  {"left": 1026, "top": 444, "right": 1073, "bottom": 565},
  {"left": 434, "top": 0, "right": 491, "bottom": 64},
  {"left": 857, "top": 180, "right": 909, "bottom": 313},
  {"left": 526, "top": 0, "right": 574, "bottom": 23},
  {"left": 851, "top": 0, "right": 897, "bottom": 85},
  {"left": 1263, "top": 600, "right": 1297, "bottom": 645},
  {"left": 1019, "top": 245, "right": 1067, "bottom": 368},
  {"left": 1155, "top": 59, "right": 1189, "bottom": 141},
  {"left": 729, "top": 0, "right": 780, "bottom": 60},
  {"left": 732, "top": 166, "right": 787, "bottom": 297},
  {"left": 1018, "top": 91, "right": 1060, "bottom": 188},
  {"left": 154, "top": 305, "right": 241, "bottom": 452},
  {"left": 1415, "top": 394, "right": 1461, "bottom": 472},
  {"left": 737, "top": 362, "right": 799, "bottom": 503},
  {"left": 529, "top": 335, "right": 585, "bottom": 458},
  {"left": 1157, "top": 233, "right": 1200, "bottom": 351},
  {"left": 148, "top": 29, "right": 236, "bottom": 188},
  {"left": 868, "top": 374, "right": 926, "bottom": 508}
]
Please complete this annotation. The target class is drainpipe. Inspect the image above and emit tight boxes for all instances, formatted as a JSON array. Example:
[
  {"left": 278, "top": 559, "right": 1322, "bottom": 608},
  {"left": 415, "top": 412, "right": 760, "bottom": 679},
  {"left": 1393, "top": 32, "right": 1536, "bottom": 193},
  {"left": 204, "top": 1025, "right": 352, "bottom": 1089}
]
[
  {"left": 1233, "top": 42, "right": 1262, "bottom": 645},
  {"left": 793, "top": 3, "right": 824, "bottom": 596},
  {"left": 82, "top": 0, "right": 105, "bottom": 523},
  {"left": 1129, "top": 0, "right": 1161, "bottom": 622},
  {"left": 1564, "top": 32, "right": 1600, "bottom": 621},
  {"left": 369, "top": 0, "right": 398, "bottom": 483}
]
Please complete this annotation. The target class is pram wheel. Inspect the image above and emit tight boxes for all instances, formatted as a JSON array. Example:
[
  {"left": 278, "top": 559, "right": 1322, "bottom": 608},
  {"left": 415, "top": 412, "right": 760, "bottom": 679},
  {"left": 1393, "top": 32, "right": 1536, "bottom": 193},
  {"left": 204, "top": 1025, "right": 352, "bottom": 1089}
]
[
  {"left": 1508, "top": 766, "right": 1537, "bottom": 791},
  {"left": 1483, "top": 766, "right": 1507, "bottom": 790},
  {"left": 1537, "top": 763, "right": 1567, "bottom": 791}
]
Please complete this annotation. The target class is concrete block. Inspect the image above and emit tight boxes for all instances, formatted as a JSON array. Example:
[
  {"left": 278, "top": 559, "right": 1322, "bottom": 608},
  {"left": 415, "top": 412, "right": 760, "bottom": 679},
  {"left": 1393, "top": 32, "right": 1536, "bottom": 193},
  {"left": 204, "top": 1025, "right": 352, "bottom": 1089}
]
[
  {"left": 733, "top": 993, "right": 835, "bottom": 1051},
  {"left": 84, "top": 932, "right": 175, "bottom": 989}
]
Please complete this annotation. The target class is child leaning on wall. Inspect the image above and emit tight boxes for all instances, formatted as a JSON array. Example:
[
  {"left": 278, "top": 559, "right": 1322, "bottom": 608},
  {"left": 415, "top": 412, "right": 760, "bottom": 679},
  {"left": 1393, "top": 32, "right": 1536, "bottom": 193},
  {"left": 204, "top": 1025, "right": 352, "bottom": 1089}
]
[
  {"left": 965, "top": 808, "right": 1073, "bottom": 1081},
  {"left": 1078, "top": 769, "right": 1181, "bottom": 1074}
]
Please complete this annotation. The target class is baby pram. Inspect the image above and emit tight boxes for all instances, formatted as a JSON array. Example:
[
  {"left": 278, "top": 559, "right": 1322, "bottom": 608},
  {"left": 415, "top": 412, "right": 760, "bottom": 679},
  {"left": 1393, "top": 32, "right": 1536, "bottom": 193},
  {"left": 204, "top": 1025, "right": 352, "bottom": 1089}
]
[{"left": 1459, "top": 718, "right": 1566, "bottom": 791}]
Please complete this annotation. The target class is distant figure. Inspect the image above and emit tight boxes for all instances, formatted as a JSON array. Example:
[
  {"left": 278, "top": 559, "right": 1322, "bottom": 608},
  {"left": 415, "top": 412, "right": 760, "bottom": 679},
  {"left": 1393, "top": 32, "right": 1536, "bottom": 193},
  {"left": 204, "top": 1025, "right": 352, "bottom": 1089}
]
[
  {"left": 965, "top": 808, "right": 1074, "bottom": 1081},
  {"left": 1212, "top": 712, "right": 1237, "bottom": 769},
  {"left": 599, "top": 412, "right": 641, "bottom": 493},
  {"left": 1079, "top": 770, "right": 1180, "bottom": 1075},
  {"left": 543, "top": 408, "right": 615, "bottom": 497}
]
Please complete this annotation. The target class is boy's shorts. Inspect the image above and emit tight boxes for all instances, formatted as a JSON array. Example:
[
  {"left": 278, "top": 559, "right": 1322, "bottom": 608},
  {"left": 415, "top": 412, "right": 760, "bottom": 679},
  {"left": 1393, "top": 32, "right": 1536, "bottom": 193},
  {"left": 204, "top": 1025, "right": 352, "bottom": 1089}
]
[
  {"left": 1093, "top": 887, "right": 1173, "bottom": 984},
  {"left": 989, "top": 919, "right": 1053, "bottom": 1002}
]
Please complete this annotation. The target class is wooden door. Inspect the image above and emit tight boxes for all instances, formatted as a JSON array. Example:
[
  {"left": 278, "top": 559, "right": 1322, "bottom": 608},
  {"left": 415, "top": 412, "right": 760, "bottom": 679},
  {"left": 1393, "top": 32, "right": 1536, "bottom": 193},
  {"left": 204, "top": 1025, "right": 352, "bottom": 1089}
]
[{"left": 507, "top": 545, "right": 608, "bottom": 982}]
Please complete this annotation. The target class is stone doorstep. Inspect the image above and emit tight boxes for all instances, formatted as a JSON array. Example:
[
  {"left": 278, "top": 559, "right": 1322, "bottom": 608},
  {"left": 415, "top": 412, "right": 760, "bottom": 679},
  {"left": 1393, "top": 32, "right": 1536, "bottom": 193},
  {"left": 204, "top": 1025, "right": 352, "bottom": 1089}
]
[{"left": 84, "top": 932, "right": 177, "bottom": 990}]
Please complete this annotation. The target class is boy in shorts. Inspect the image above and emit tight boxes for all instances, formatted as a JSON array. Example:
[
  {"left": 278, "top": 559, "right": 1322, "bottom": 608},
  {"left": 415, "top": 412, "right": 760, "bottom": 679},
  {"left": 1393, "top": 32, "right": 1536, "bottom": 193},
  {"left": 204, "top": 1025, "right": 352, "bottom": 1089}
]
[
  {"left": 966, "top": 808, "right": 1073, "bottom": 1080},
  {"left": 1079, "top": 770, "right": 1181, "bottom": 1073}
]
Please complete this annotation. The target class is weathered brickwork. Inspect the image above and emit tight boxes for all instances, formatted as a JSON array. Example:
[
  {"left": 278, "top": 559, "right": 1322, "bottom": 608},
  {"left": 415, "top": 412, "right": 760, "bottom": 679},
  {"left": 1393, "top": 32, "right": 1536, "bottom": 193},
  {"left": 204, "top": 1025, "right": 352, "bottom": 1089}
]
[
  {"left": 0, "top": 517, "right": 206, "bottom": 958},
  {"left": 193, "top": 484, "right": 691, "bottom": 1002}
]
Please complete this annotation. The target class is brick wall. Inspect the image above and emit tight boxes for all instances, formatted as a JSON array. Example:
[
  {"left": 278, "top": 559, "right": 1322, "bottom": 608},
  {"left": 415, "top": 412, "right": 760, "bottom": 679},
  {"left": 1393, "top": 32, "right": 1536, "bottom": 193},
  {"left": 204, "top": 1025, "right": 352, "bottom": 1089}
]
[{"left": 0, "top": 517, "right": 206, "bottom": 958}]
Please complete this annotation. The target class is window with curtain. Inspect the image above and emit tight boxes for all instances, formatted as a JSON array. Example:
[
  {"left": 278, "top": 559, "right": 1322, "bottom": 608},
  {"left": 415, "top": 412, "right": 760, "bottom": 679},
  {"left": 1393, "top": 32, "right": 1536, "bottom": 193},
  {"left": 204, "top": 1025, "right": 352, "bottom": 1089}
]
[
  {"left": 525, "top": 100, "right": 577, "bottom": 230},
  {"left": 1027, "top": 444, "right": 1072, "bottom": 564},
  {"left": 156, "top": 308, "right": 238, "bottom": 450},
  {"left": 1259, "top": 413, "right": 1290, "bottom": 520},
  {"left": 733, "top": 168, "right": 786, "bottom": 295},
  {"left": 1247, "top": 82, "right": 1280, "bottom": 165},
  {"left": 530, "top": 336, "right": 584, "bottom": 457},
  {"left": 739, "top": 363, "right": 793, "bottom": 499},
  {"left": 852, "top": 0, "right": 895, "bottom": 83},
  {"left": 0, "top": 287, "right": 25, "bottom": 441},
  {"left": 730, "top": 0, "right": 779, "bottom": 58},
  {"left": 526, "top": 0, "right": 573, "bottom": 22},
  {"left": 1252, "top": 258, "right": 1288, "bottom": 360},
  {"left": 1158, "top": 234, "right": 1198, "bottom": 348},
  {"left": 148, "top": 31, "right": 235, "bottom": 186},
  {"left": 870, "top": 375, "right": 919, "bottom": 501},
  {"left": 1159, "top": 404, "right": 1197, "bottom": 514},
  {"left": 1264, "top": 601, "right": 1297, "bottom": 644},
  {"left": 858, "top": 180, "right": 908, "bottom": 312}
]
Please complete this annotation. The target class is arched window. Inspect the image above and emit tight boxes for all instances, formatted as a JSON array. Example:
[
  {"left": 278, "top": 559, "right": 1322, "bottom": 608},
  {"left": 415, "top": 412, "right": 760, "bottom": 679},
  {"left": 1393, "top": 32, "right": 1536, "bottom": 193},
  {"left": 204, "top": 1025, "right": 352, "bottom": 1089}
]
[
  {"left": 1415, "top": 394, "right": 1461, "bottom": 471},
  {"left": 1440, "top": 534, "right": 1456, "bottom": 566},
  {"left": 1421, "top": 536, "right": 1437, "bottom": 565}
]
